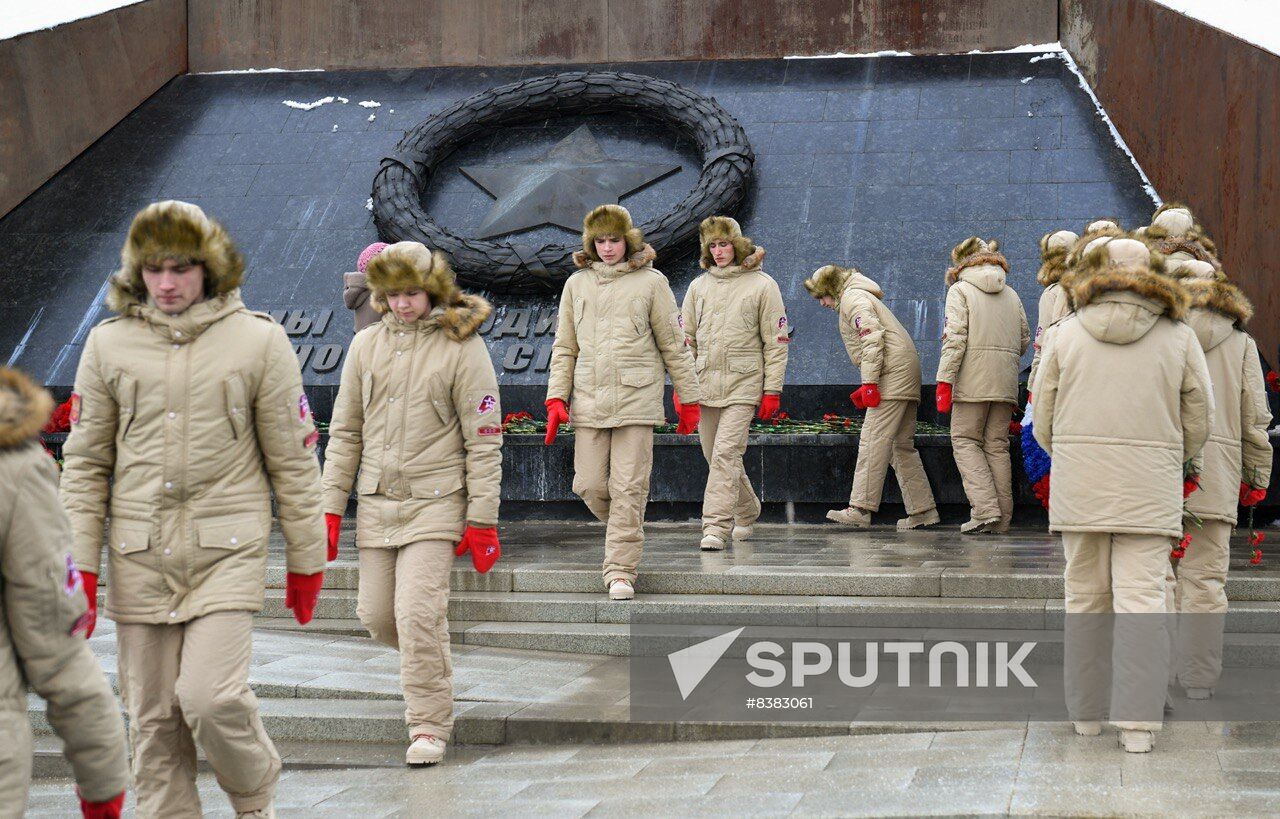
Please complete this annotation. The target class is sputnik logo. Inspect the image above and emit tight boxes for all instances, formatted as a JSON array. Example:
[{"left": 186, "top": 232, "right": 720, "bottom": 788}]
[{"left": 667, "top": 627, "right": 745, "bottom": 700}]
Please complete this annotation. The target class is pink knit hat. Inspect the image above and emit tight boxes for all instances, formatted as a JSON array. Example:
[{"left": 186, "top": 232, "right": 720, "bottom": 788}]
[{"left": 356, "top": 242, "right": 390, "bottom": 273}]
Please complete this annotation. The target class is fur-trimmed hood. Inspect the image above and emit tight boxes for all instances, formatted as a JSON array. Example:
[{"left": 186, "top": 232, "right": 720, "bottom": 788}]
[
  {"left": 366, "top": 241, "right": 462, "bottom": 314},
  {"left": 0, "top": 367, "right": 53, "bottom": 449},
  {"left": 381, "top": 292, "right": 492, "bottom": 342},
  {"left": 1065, "top": 221, "right": 1125, "bottom": 269},
  {"left": 572, "top": 243, "right": 658, "bottom": 280},
  {"left": 1038, "top": 229, "right": 1078, "bottom": 286},
  {"left": 1180, "top": 277, "right": 1252, "bottom": 329},
  {"left": 946, "top": 237, "right": 1008, "bottom": 288},
  {"left": 698, "top": 215, "right": 756, "bottom": 269},
  {"left": 1146, "top": 202, "right": 1219, "bottom": 262},
  {"left": 1069, "top": 238, "right": 1186, "bottom": 344},
  {"left": 578, "top": 204, "right": 645, "bottom": 264},
  {"left": 708, "top": 246, "right": 766, "bottom": 279},
  {"left": 804, "top": 265, "right": 862, "bottom": 299},
  {"left": 108, "top": 200, "right": 245, "bottom": 315}
]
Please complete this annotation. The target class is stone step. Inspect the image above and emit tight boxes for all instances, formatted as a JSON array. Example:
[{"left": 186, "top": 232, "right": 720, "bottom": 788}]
[
  {"left": 255, "top": 590, "right": 1280, "bottom": 635},
  {"left": 26, "top": 697, "right": 1021, "bottom": 748}
]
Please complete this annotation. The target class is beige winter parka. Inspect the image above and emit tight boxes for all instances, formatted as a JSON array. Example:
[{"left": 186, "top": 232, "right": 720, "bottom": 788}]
[
  {"left": 547, "top": 244, "right": 702, "bottom": 427},
  {"left": 1033, "top": 239, "right": 1213, "bottom": 537},
  {"left": 937, "top": 242, "right": 1030, "bottom": 404},
  {"left": 0, "top": 369, "right": 129, "bottom": 807},
  {"left": 322, "top": 297, "right": 503, "bottom": 546},
  {"left": 1028, "top": 230, "right": 1078, "bottom": 394},
  {"left": 1179, "top": 277, "right": 1272, "bottom": 524},
  {"left": 61, "top": 201, "right": 326, "bottom": 624},
  {"left": 681, "top": 246, "right": 789, "bottom": 407}
]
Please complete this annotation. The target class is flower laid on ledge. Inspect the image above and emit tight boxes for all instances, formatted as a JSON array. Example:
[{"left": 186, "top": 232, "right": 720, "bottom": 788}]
[{"left": 1171, "top": 532, "right": 1191, "bottom": 560}]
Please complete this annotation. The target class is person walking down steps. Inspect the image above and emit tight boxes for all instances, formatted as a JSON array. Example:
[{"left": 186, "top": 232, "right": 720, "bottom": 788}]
[
  {"left": 545, "top": 205, "right": 702, "bottom": 600},
  {"left": 681, "top": 216, "right": 789, "bottom": 552},
  {"left": 936, "top": 238, "right": 1030, "bottom": 534},
  {"left": 804, "top": 264, "right": 939, "bottom": 530}
]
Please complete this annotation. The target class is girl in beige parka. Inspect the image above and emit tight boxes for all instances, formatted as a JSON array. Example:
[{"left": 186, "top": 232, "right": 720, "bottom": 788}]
[
  {"left": 1027, "top": 229, "right": 1078, "bottom": 396},
  {"left": 936, "top": 238, "right": 1030, "bottom": 534},
  {"left": 804, "top": 265, "right": 938, "bottom": 530},
  {"left": 322, "top": 241, "right": 502, "bottom": 766},
  {"left": 545, "top": 205, "right": 702, "bottom": 600},
  {"left": 681, "top": 217, "right": 789, "bottom": 550}
]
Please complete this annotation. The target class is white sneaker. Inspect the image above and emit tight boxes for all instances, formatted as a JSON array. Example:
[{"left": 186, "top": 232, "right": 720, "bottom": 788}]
[
  {"left": 406, "top": 734, "right": 447, "bottom": 766},
  {"left": 236, "top": 807, "right": 276, "bottom": 819},
  {"left": 731, "top": 523, "right": 754, "bottom": 540},
  {"left": 700, "top": 534, "right": 726, "bottom": 551},
  {"left": 1185, "top": 687, "right": 1213, "bottom": 700},
  {"left": 608, "top": 578, "right": 635, "bottom": 600},
  {"left": 1119, "top": 729, "right": 1154, "bottom": 753},
  {"left": 1072, "top": 721, "right": 1103, "bottom": 736}
]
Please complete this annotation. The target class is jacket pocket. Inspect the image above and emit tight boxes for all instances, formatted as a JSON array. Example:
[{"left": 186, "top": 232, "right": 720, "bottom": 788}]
[
  {"left": 106, "top": 518, "right": 163, "bottom": 610},
  {"left": 115, "top": 373, "right": 138, "bottom": 440},
  {"left": 428, "top": 374, "right": 457, "bottom": 426},
  {"left": 109, "top": 519, "right": 151, "bottom": 555},
  {"left": 408, "top": 470, "right": 465, "bottom": 500},
  {"left": 361, "top": 376, "right": 373, "bottom": 412},
  {"left": 195, "top": 513, "right": 265, "bottom": 551},
  {"left": 223, "top": 375, "right": 250, "bottom": 440},
  {"left": 630, "top": 298, "right": 649, "bottom": 337},
  {"left": 620, "top": 368, "right": 657, "bottom": 388},
  {"left": 357, "top": 468, "right": 381, "bottom": 495},
  {"left": 728, "top": 354, "right": 758, "bottom": 375}
]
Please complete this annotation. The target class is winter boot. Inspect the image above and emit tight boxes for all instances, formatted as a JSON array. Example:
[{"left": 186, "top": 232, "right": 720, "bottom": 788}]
[
  {"left": 731, "top": 523, "right": 754, "bottom": 540},
  {"left": 960, "top": 517, "right": 1000, "bottom": 534},
  {"left": 235, "top": 807, "right": 276, "bottom": 819},
  {"left": 700, "top": 534, "right": 726, "bottom": 552},
  {"left": 1185, "top": 687, "right": 1213, "bottom": 700},
  {"left": 1072, "top": 721, "right": 1103, "bottom": 736},
  {"left": 407, "top": 734, "right": 446, "bottom": 766},
  {"left": 1119, "top": 729, "right": 1154, "bottom": 753},
  {"left": 826, "top": 507, "right": 871, "bottom": 528},
  {"left": 608, "top": 578, "right": 635, "bottom": 600},
  {"left": 897, "top": 509, "right": 940, "bottom": 531}
]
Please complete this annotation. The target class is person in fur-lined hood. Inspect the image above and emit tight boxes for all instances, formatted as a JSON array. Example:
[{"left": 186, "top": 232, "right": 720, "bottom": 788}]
[
  {"left": 1145, "top": 202, "right": 1221, "bottom": 275},
  {"left": 546, "top": 205, "right": 702, "bottom": 600},
  {"left": 0, "top": 368, "right": 129, "bottom": 818},
  {"left": 342, "top": 241, "right": 390, "bottom": 332},
  {"left": 322, "top": 241, "right": 501, "bottom": 767},
  {"left": 1026, "top": 229, "right": 1078, "bottom": 396},
  {"left": 804, "top": 264, "right": 938, "bottom": 530},
  {"left": 60, "top": 200, "right": 327, "bottom": 816},
  {"left": 680, "top": 216, "right": 788, "bottom": 550},
  {"left": 1165, "top": 260, "right": 1271, "bottom": 699},
  {"left": 936, "top": 237, "right": 1030, "bottom": 534},
  {"left": 1033, "top": 237, "right": 1212, "bottom": 753}
]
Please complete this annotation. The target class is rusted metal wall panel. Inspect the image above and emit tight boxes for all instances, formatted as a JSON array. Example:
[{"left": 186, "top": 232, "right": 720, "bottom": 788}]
[
  {"left": 1062, "top": 0, "right": 1280, "bottom": 362},
  {"left": 0, "top": 0, "right": 186, "bottom": 218},
  {"left": 187, "top": 0, "right": 1058, "bottom": 72}
]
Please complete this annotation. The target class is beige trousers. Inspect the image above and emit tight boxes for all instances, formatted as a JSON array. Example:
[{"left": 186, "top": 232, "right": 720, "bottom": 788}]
[
  {"left": 357, "top": 541, "right": 455, "bottom": 741},
  {"left": 1061, "top": 531, "right": 1171, "bottom": 731},
  {"left": 848, "top": 399, "right": 935, "bottom": 515},
  {"left": 573, "top": 425, "right": 655, "bottom": 584},
  {"left": 116, "top": 611, "right": 279, "bottom": 817},
  {"left": 699, "top": 404, "right": 761, "bottom": 540},
  {"left": 951, "top": 400, "right": 1014, "bottom": 524},
  {"left": 1169, "top": 516, "right": 1232, "bottom": 691}
]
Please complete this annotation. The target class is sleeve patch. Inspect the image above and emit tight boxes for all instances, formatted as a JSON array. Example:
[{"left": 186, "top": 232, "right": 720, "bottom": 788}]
[
  {"left": 478, "top": 425, "right": 502, "bottom": 436},
  {"left": 304, "top": 429, "right": 320, "bottom": 449},
  {"left": 69, "top": 393, "right": 82, "bottom": 425},
  {"left": 298, "top": 393, "right": 312, "bottom": 423},
  {"left": 776, "top": 335, "right": 791, "bottom": 343},
  {"left": 63, "top": 554, "right": 83, "bottom": 597},
  {"left": 477, "top": 394, "right": 497, "bottom": 414},
  {"left": 778, "top": 316, "right": 788, "bottom": 330}
]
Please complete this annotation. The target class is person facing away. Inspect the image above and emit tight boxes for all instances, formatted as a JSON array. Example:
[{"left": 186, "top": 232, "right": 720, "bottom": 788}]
[
  {"left": 681, "top": 215, "right": 788, "bottom": 552},
  {"left": 544, "top": 204, "right": 702, "bottom": 601},
  {"left": 1033, "top": 236, "right": 1212, "bottom": 754},
  {"left": 0, "top": 367, "right": 129, "bottom": 819},
  {"left": 343, "top": 240, "right": 389, "bottom": 333},
  {"left": 804, "top": 264, "right": 939, "bottom": 531},
  {"left": 935, "top": 237, "right": 1029, "bottom": 534},
  {"left": 322, "top": 240, "right": 503, "bottom": 767},
  {"left": 59, "top": 200, "right": 327, "bottom": 818}
]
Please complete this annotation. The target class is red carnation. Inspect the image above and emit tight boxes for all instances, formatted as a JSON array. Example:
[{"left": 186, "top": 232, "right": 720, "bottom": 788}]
[
  {"left": 43, "top": 397, "right": 74, "bottom": 434},
  {"left": 1008, "top": 421, "right": 1022, "bottom": 434},
  {"left": 1251, "top": 549, "right": 1264, "bottom": 565},
  {"left": 1183, "top": 475, "right": 1200, "bottom": 499},
  {"left": 1267, "top": 370, "right": 1280, "bottom": 392},
  {"left": 1249, "top": 531, "right": 1266, "bottom": 547}
]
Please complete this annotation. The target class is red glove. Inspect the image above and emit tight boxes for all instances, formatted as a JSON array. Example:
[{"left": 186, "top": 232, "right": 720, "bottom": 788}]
[
  {"left": 455, "top": 525, "right": 501, "bottom": 573},
  {"left": 285, "top": 572, "right": 324, "bottom": 625},
  {"left": 81, "top": 572, "right": 98, "bottom": 639},
  {"left": 544, "top": 399, "right": 569, "bottom": 445},
  {"left": 1241, "top": 482, "right": 1267, "bottom": 507},
  {"left": 79, "top": 789, "right": 124, "bottom": 819},
  {"left": 757, "top": 393, "right": 781, "bottom": 420},
  {"left": 936, "top": 382, "right": 953, "bottom": 413},
  {"left": 852, "top": 384, "right": 881, "bottom": 409},
  {"left": 850, "top": 389, "right": 865, "bottom": 410},
  {"left": 672, "top": 391, "right": 684, "bottom": 415},
  {"left": 325, "top": 513, "right": 341, "bottom": 561},
  {"left": 1183, "top": 475, "right": 1200, "bottom": 498},
  {"left": 676, "top": 402, "right": 701, "bottom": 435}
]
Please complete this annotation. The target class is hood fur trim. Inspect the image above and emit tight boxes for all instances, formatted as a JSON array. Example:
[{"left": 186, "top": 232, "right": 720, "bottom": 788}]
[
  {"left": 108, "top": 200, "right": 244, "bottom": 314},
  {"left": 1180, "top": 277, "right": 1252, "bottom": 328},
  {"left": 950, "top": 237, "right": 999, "bottom": 265},
  {"left": 1069, "top": 240, "right": 1186, "bottom": 320},
  {"left": 438, "top": 293, "right": 493, "bottom": 341},
  {"left": 698, "top": 215, "right": 756, "bottom": 268},
  {"left": 1153, "top": 235, "right": 1220, "bottom": 265},
  {"left": 1037, "top": 230, "right": 1078, "bottom": 286},
  {"left": 946, "top": 250, "right": 1009, "bottom": 286},
  {"left": 573, "top": 242, "right": 656, "bottom": 272},
  {"left": 366, "top": 242, "right": 460, "bottom": 314},
  {"left": 803, "top": 264, "right": 853, "bottom": 299},
  {"left": 579, "top": 204, "right": 644, "bottom": 263},
  {"left": 1065, "top": 222, "right": 1125, "bottom": 268},
  {"left": 1084, "top": 218, "right": 1122, "bottom": 234},
  {"left": 0, "top": 367, "right": 53, "bottom": 449}
]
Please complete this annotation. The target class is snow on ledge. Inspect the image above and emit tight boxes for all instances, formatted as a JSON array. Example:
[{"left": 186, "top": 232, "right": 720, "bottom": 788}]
[
  {"left": 784, "top": 42, "right": 1063, "bottom": 60},
  {"left": 1149, "top": 0, "right": 1280, "bottom": 59},
  {"left": 197, "top": 67, "right": 325, "bottom": 75},
  {"left": 1, "top": 0, "right": 148, "bottom": 41}
]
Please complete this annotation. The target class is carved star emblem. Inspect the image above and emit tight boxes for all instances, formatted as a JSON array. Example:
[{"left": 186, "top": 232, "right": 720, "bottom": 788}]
[{"left": 461, "top": 125, "right": 680, "bottom": 239}]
